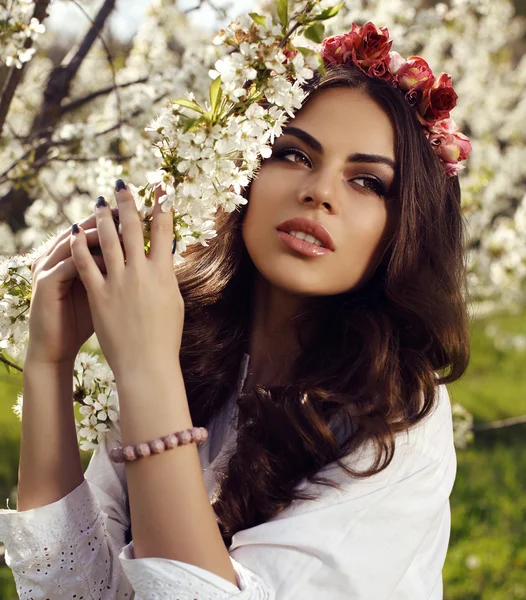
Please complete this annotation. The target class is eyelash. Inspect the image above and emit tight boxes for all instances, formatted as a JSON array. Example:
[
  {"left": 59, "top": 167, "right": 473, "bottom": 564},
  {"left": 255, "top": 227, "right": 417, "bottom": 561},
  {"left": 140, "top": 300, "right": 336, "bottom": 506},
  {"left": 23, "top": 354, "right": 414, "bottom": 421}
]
[{"left": 273, "top": 147, "right": 388, "bottom": 198}]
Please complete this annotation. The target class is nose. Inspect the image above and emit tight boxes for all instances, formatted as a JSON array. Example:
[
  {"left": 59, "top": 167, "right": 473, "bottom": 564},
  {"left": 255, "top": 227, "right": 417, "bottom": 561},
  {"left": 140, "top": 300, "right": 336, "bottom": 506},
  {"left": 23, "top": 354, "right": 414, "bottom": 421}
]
[{"left": 298, "top": 167, "right": 340, "bottom": 213}]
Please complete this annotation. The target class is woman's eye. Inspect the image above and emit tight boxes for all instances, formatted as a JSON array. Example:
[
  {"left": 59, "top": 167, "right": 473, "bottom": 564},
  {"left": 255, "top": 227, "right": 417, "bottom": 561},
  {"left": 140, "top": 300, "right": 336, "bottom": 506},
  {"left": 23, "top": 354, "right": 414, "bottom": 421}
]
[
  {"left": 351, "top": 177, "right": 387, "bottom": 197},
  {"left": 275, "top": 148, "right": 311, "bottom": 167}
]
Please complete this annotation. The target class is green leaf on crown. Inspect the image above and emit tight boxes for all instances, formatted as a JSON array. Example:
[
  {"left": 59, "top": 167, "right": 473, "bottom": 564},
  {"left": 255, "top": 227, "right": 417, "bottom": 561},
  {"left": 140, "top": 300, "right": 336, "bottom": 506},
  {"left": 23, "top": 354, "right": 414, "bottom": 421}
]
[
  {"left": 312, "top": 3, "right": 345, "bottom": 21},
  {"left": 172, "top": 99, "right": 205, "bottom": 115},
  {"left": 249, "top": 12, "right": 267, "bottom": 27},
  {"left": 209, "top": 75, "right": 223, "bottom": 116},
  {"left": 304, "top": 23, "right": 325, "bottom": 44},
  {"left": 277, "top": 0, "right": 289, "bottom": 30}
]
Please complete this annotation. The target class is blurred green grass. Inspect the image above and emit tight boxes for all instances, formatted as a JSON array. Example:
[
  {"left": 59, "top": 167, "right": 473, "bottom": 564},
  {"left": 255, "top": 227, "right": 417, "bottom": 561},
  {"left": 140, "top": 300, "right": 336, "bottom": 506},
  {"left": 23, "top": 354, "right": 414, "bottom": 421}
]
[{"left": 0, "top": 313, "right": 525, "bottom": 599}]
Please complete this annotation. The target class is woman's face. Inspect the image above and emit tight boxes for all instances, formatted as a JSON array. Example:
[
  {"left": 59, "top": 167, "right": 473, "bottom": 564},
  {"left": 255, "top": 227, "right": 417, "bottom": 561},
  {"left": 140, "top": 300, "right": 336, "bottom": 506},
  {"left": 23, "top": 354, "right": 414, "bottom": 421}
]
[{"left": 242, "top": 87, "right": 397, "bottom": 297}]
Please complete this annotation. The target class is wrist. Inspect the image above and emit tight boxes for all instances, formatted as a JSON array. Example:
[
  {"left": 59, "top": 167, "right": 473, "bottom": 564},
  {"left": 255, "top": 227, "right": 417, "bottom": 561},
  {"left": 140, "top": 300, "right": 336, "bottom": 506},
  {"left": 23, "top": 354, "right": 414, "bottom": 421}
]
[
  {"left": 24, "top": 353, "right": 75, "bottom": 374},
  {"left": 113, "top": 357, "right": 182, "bottom": 389}
]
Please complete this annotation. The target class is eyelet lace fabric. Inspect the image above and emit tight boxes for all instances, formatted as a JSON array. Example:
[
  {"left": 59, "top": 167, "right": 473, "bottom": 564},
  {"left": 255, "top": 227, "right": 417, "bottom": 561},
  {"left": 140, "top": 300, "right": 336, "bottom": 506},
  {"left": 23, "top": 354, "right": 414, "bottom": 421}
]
[{"left": 0, "top": 480, "right": 134, "bottom": 599}]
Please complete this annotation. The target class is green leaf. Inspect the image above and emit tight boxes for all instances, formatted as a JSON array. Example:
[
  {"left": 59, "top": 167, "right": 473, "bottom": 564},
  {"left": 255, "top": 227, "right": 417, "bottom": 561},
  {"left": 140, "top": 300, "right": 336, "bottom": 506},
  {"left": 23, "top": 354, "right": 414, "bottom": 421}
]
[
  {"left": 312, "top": 3, "right": 345, "bottom": 21},
  {"left": 182, "top": 117, "right": 200, "bottom": 133},
  {"left": 249, "top": 12, "right": 267, "bottom": 27},
  {"left": 277, "top": 0, "right": 289, "bottom": 29},
  {"left": 304, "top": 23, "right": 325, "bottom": 44},
  {"left": 209, "top": 75, "right": 222, "bottom": 113},
  {"left": 172, "top": 98, "right": 205, "bottom": 114}
]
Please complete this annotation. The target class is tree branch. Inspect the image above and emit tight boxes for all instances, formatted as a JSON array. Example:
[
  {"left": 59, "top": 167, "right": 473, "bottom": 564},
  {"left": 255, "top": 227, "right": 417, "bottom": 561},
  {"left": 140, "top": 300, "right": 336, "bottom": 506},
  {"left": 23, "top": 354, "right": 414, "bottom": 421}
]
[
  {"left": 0, "top": 0, "right": 52, "bottom": 137},
  {"left": 60, "top": 77, "right": 148, "bottom": 116},
  {"left": 473, "top": 414, "right": 526, "bottom": 432},
  {"left": 0, "top": 0, "right": 117, "bottom": 231},
  {"left": 31, "top": 0, "right": 117, "bottom": 138}
]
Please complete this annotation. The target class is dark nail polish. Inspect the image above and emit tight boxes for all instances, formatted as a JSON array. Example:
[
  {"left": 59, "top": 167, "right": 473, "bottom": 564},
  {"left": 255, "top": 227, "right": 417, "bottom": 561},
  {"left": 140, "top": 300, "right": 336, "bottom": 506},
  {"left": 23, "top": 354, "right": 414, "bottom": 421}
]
[
  {"left": 115, "top": 179, "right": 126, "bottom": 192},
  {"left": 171, "top": 238, "right": 177, "bottom": 255},
  {"left": 96, "top": 196, "right": 107, "bottom": 208},
  {"left": 72, "top": 223, "right": 80, "bottom": 234}
]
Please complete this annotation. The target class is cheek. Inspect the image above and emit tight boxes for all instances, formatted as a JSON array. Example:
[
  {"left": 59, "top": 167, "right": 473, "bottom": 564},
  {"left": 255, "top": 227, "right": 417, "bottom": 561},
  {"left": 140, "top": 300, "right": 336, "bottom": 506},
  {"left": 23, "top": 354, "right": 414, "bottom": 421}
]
[{"left": 241, "top": 170, "right": 280, "bottom": 246}]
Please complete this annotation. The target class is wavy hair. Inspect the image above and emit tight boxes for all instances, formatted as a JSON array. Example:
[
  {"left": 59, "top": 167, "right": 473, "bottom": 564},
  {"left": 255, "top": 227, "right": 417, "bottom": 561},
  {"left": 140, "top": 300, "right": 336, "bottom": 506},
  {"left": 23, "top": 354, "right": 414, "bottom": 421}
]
[{"left": 150, "top": 65, "right": 470, "bottom": 547}]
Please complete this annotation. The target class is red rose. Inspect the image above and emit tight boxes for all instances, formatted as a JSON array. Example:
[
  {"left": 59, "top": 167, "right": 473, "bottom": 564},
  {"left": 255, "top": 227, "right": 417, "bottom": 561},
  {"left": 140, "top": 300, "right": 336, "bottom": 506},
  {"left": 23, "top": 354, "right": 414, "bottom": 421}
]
[
  {"left": 320, "top": 35, "right": 347, "bottom": 66},
  {"left": 428, "top": 118, "right": 472, "bottom": 175},
  {"left": 396, "top": 56, "right": 435, "bottom": 92},
  {"left": 320, "top": 33, "right": 359, "bottom": 66},
  {"left": 350, "top": 22, "right": 392, "bottom": 74},
  {"left": 419, "top": 73, "right": 458, "bottom": 123}
]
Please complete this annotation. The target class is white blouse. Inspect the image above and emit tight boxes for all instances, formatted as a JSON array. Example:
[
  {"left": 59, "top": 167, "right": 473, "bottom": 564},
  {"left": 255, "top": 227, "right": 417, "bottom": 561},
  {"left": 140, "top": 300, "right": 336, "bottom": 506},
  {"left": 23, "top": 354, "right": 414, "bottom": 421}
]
[{"left": 0, "top": 356, "right": 456, "bottom": 599}]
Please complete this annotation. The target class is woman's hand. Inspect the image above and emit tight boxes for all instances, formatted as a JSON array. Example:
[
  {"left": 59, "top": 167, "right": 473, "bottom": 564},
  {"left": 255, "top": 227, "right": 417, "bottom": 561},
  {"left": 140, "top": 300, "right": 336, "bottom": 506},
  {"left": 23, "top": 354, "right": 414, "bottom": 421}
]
[
  {"left": 26, "top": 209, "right": 118, "bottom": 366},
  {"left": 70, "top": 182, "right": 182, "bottom": 382}
]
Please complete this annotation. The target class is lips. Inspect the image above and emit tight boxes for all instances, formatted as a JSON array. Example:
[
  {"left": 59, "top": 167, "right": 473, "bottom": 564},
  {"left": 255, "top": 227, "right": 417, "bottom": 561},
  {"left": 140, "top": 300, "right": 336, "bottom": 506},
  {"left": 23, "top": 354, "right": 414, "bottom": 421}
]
[{"left": 276, "top": 218, "right": 335, "bottom": 251}]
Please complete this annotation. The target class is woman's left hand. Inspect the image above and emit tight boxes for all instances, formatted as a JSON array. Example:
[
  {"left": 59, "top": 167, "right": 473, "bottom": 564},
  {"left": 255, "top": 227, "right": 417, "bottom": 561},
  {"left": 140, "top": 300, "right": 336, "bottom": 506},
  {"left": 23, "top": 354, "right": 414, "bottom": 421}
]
[{"left": 70, "top": 181, "right": 183, "bottom": 381}]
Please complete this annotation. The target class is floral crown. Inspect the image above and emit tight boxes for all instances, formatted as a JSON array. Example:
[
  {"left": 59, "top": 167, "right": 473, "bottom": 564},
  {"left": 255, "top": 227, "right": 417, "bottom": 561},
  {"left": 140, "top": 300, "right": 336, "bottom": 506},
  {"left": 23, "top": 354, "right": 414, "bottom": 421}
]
[{"left": 320, "top": 23, "right": 471, "bottom": 177}]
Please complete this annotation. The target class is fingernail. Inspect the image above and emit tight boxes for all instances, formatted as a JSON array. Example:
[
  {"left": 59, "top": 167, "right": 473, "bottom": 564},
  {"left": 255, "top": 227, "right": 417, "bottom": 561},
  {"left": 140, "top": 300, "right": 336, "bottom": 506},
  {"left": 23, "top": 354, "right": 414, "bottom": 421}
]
[
  {"left": 96, "top": 196, "right": 107, "bottom": 208},
  {"left": 72, "top": 223, "right": 80, "bottom": 235},
  {"left": 115, "top": 179, "right": 126, "bottom": 192},
  {"left": 171, "top": 238, "right": 177, "bottom": 255}
]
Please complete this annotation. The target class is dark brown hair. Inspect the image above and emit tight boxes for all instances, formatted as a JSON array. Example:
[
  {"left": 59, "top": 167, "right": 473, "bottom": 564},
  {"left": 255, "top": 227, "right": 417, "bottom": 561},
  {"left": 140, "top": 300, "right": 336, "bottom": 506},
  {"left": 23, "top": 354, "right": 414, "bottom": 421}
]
[{"left": 166, "top": 65, "right": 470, "bottom": 547}]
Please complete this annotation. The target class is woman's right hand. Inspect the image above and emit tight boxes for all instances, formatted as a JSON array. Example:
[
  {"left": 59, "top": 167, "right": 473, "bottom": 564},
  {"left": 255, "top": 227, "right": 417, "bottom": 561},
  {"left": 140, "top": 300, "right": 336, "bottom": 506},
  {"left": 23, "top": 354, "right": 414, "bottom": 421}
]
[{"left": 26, "top": 208, "right": 119, "bottom": 366}]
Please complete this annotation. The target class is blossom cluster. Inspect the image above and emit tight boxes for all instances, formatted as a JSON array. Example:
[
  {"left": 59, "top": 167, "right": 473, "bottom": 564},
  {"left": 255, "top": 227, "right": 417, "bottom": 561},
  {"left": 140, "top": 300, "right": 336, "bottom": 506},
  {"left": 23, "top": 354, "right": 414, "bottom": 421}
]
[
  {"left": 135, "top": 6, "right": 324, "bottom": 263},
  {"left": 12, "top": 352, "right": 120, "bottom": 451},
  {"left": 0, "top": 0, "right": 46, "bottom": 69},
  {"left": 451, "top": 402, "right": 474, "bottom": 449},
  {"left": 320, "top": 22, "right": 472, "bottom": 176}
]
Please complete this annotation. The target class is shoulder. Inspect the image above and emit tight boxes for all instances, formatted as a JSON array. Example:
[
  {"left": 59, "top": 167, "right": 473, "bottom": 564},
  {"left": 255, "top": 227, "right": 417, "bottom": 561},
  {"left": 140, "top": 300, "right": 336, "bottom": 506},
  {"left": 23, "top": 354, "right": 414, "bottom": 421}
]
[{"left": 290, "top": 382, "right": 456, "bottom": 513}]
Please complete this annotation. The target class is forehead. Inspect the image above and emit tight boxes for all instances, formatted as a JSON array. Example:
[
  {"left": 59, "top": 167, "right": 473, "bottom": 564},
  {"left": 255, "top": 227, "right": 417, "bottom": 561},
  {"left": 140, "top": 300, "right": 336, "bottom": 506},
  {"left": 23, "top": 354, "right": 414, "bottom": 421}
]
[{"left": 289, "top": 87, "right": 395, "bottom": 160}]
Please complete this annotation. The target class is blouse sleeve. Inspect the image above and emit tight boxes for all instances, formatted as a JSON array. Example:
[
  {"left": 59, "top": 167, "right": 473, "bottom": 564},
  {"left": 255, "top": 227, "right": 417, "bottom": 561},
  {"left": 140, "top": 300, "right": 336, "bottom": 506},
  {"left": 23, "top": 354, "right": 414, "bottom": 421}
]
[
  {"left": 119, "top": 384, "right": 456, "bottom": 600},
  {"left": 0, "top": 424, "right": 135, "bottom": 599}
]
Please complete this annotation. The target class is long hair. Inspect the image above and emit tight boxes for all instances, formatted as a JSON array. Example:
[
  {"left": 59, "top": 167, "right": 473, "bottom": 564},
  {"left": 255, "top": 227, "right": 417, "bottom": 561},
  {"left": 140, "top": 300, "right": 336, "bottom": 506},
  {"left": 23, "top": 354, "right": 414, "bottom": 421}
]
[{"left": 168, "top": 65, "right": 470, "bottom": 547}]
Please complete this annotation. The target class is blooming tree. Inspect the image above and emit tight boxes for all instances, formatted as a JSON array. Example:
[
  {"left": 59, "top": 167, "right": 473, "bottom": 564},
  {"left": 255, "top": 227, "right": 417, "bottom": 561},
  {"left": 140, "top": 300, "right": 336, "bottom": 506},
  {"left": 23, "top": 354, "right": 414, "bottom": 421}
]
[{"left": 1, "top": 0, "right": 525, "bottom": 448}]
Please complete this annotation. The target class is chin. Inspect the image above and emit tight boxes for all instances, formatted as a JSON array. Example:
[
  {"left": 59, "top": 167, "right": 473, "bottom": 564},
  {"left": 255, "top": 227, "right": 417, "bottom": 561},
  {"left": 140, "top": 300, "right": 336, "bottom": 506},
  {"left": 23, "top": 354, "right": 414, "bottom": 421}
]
[{"left": 255, "top": 262, "right": 357, "bottom": 298}]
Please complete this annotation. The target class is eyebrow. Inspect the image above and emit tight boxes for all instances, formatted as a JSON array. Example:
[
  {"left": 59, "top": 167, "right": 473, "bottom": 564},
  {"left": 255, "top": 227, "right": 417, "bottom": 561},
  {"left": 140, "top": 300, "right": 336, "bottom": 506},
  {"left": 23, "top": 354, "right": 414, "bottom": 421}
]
[{"left": 281, "top": 126, "right": 396, "bottom": 171}]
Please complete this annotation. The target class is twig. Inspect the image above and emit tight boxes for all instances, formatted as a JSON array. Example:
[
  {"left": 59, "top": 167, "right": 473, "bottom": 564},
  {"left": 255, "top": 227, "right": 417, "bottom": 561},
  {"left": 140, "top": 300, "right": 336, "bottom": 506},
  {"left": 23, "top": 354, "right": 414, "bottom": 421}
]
[
  {"left": 473, "top": 414, "right": 526, "bottom": 432},
  {"left": 67, "top": 0, "right": 123, "bottom": 133},
  {"left": 0, "top": 0, "right": 52, "bottom": 137},
  {"left": 60, "top": 77, "right": 148, "bottom": 115},
  {"left": 0, "top": 355, "right": 24, "bottom": 373},
  {"left": 183, "top": 0, "right": 227, "bottom": 17}
]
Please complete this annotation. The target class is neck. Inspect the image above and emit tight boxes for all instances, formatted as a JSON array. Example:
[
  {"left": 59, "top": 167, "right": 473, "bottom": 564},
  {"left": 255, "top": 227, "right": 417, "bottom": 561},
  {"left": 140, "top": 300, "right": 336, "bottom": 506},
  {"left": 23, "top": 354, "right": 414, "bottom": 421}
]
[{"left": 244, "top": 273, "right": 309, "bottom": 391}]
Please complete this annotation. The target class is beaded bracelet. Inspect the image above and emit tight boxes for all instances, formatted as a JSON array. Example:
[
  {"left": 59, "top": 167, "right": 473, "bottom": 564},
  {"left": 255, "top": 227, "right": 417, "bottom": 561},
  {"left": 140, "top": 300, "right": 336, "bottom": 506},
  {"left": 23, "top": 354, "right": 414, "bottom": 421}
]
[{"left": 109, "top": 426, "right": 208, "bottom": 463}]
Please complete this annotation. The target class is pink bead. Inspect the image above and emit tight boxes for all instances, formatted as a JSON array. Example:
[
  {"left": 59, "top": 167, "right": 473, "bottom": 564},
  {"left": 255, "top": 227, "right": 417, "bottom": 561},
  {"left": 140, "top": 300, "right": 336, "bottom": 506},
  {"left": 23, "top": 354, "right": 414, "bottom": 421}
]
[
  {"left": 109, "top": 448, "right": 125, "bottom": 463},
  {"left": 200, "top": 427, "right": 208, "bottom": 441},
  {"left": 163, "top": 433, "right": 179, "bottom": 449},
  {"left": 178, "top": 430, "right": 192, "bottom": 444},
  {"left": 122, "top": 446, "right": 137, "bottom": 461},
  {"left": 135, "top": 442, "right": 151, "bottom": 458},
  {"left": 149, "top": 438, "right": 165, "bottom": 454},
  {"left": 190, "top": 427, "right": 202, "bottom": 443}
]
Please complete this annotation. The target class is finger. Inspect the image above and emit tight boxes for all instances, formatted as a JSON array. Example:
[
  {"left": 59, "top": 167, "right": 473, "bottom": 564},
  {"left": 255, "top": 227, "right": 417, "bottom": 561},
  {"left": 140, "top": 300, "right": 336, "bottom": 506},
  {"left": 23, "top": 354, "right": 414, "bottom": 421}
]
[
  {"left": 45, "top": 208, "right": 120, "bottom": 257},
  {"left": 41, "top": 227, "right": 116, "bottom": 271},
  {"left": 31, "top": 208, "right": 119, "bottom": 274},
  {"left": 70, "top": 224, "right": 105, "bottom": 291},
  {"left": 114, "top": 179, "right": 146, "bottom": 267},
  {"left": 148, "top": 184, "right": 175, "bottom": 267},
  {"left": 94, "top": 196, "right": 125, "bottom": 275},
  {"left": 47, "top": 254, "right": 107, "bottom": 284}
]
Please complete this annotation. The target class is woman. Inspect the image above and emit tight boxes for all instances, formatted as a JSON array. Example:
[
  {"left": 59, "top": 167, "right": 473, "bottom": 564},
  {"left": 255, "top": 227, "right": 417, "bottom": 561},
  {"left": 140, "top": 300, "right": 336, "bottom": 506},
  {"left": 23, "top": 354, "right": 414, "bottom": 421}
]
[{"left": 0, "top": 29, "right": 470, "bottom": 599}]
